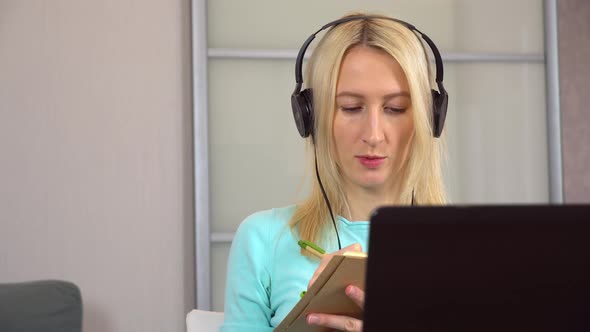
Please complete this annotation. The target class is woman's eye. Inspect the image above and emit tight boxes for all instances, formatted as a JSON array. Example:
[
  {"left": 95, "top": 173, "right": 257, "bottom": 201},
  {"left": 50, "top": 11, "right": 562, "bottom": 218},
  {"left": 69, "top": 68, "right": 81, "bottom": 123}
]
[
  {"left": 385, "top": 107, "right": 407, "bottom": 114},
  {"left": 341, "top": 106, "right": 363, "bottom": 113}
]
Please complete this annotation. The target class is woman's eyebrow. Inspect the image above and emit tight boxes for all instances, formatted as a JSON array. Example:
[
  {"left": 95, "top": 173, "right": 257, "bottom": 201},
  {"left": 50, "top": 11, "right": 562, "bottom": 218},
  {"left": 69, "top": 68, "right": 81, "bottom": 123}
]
[
  {"left": 335, "top": 91, "right": 364, "bottom": 99},
  {"left": 383, "top": 92, "right": 411, "bottom": 100}
]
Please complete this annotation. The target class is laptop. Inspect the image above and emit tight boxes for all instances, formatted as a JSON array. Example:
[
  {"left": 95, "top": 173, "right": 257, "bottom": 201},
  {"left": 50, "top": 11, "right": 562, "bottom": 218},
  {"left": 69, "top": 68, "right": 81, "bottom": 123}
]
[{"left": 363, "top": 205, "right": 590, "bottom": 332}]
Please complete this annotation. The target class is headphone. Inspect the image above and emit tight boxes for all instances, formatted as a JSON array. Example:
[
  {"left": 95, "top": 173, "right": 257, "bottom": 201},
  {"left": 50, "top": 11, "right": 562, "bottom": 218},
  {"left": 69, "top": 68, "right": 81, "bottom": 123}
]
[{"left": 290, "top": 15, "right": 449, "bottom": 139}]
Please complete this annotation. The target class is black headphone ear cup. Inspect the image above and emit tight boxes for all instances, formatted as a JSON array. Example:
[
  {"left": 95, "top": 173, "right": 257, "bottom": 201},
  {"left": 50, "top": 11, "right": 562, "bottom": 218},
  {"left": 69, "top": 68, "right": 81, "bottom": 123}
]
[
  {"left": 431, "top": 89, "right": 449, "bottom": 138},
  {"left": 291, "top": 88, "right": 314, "bottom": 138},
  {"left": 301, "top": 89, "right": 314, "bottom": 136}
]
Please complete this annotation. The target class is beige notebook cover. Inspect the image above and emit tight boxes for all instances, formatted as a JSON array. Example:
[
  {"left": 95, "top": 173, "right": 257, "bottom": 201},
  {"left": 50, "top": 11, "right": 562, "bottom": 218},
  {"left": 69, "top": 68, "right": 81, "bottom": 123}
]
[{"left": 274, "top": 252, "right": 367, "bottom": 332}]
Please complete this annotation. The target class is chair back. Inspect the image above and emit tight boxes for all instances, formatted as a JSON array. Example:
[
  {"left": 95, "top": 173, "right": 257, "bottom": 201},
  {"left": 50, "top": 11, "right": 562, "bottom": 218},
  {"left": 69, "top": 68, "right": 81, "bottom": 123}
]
[
  {"left": 186, "top": 309, "right": 224, "bottom": 332},
  {"left": 0, "top": 280, "right": 82, "bottom": 332}
]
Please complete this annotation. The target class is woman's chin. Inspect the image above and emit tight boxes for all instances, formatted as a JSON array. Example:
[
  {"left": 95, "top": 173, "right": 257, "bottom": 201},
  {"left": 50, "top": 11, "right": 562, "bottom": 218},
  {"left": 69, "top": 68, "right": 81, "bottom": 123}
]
[{"left": 356, "top": 178, "right": 389, "bottom": 190}]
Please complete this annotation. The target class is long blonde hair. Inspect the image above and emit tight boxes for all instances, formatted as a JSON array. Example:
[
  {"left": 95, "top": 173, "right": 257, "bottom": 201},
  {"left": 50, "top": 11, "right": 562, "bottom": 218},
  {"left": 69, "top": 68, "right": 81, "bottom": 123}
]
[{"left": 290, "top": 13, "right": 447, "bottom": 249}]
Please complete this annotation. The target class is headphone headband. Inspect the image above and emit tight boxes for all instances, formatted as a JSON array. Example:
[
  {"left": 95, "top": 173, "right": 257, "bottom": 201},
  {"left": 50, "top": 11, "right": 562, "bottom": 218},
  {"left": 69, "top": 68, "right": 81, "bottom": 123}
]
[{"left": 294, "top": 15, "right": 444, "bottom": 86}]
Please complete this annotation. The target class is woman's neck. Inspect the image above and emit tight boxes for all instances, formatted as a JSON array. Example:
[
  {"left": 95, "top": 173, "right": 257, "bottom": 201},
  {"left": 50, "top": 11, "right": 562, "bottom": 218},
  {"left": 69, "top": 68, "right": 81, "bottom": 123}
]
[{"left": 343, "top": 182, "right": 402, "bottom": 222}]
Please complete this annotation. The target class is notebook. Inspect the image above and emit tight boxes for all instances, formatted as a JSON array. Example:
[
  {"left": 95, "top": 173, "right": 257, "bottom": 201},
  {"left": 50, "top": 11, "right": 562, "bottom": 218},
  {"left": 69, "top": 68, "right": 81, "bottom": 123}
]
[
  {"left": 363, "top": 204, "right": 590, "bottom": 332},
  {"left": 273, "top": 251, "right": 367, "bottom": 332}
]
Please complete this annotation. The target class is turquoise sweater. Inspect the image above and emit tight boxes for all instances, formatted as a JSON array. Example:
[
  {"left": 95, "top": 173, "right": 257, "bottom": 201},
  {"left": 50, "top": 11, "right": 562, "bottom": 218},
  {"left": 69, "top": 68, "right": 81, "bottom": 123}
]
[{"left": 220, "top": 205, "right": 370, "bottom": 332}]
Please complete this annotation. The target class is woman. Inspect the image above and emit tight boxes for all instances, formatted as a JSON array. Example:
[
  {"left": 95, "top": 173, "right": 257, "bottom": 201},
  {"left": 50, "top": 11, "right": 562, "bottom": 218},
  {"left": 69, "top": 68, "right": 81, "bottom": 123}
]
[{"left": 220, "top": 12, "right": 447, "bottom": 332}]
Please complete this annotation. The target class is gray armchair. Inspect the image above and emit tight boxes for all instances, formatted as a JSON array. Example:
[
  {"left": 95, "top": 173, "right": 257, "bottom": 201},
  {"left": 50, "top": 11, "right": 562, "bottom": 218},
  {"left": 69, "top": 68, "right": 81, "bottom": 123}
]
[{"left": 0, "top": 280, "right": 82, "bottom": 332}]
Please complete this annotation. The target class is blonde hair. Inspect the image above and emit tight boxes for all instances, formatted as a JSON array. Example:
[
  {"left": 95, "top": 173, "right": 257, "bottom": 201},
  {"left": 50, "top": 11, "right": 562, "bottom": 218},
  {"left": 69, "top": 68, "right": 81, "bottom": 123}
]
[{"left": 290, "top": 13, "right": 447, "bottom": 250}]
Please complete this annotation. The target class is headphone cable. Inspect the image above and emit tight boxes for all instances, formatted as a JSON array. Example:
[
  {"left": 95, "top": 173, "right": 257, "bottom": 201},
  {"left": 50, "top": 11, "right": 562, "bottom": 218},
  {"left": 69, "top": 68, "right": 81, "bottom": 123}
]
[
  {"left": 313, "top": 147, "right": 415, "bottom": 251},
  {"left": 314, "top": 147, "right": 342, "bottom": 251}
]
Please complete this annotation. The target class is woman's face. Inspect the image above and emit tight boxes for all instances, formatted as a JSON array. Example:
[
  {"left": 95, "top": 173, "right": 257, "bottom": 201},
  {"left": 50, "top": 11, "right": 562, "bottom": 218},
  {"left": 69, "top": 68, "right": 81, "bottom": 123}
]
[{"left": 333, "top": 45, "right": 415, "bottom": 193}]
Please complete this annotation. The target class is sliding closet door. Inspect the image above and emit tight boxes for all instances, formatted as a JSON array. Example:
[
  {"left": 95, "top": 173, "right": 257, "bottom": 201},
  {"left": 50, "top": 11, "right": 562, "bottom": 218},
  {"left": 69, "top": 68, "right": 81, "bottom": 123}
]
[{"left": 195, "top": 0, "right": 550, "bottom": 310}]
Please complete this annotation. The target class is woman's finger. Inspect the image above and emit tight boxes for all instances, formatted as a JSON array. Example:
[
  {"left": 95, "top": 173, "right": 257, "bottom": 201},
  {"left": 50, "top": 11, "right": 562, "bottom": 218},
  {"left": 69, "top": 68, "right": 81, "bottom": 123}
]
[
  {"left": 307, "top": 313, "right": 363, "bottom": 332},
  {"left": 345, "top": 285, "right": 365, "bottom": 308}
]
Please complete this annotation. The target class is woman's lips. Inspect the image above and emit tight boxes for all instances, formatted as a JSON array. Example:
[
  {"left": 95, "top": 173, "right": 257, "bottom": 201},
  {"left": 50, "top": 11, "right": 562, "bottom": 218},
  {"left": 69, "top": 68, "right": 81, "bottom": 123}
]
[{"left": 356, "top": 156, "right": 386, "bottom": 168}]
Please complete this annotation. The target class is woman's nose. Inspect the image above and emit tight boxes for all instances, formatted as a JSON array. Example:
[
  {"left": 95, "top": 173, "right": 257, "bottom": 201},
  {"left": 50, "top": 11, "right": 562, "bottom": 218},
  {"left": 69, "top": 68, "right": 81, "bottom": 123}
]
[{"left": 362, "top": 107, "right": 385, "bottom": 146}]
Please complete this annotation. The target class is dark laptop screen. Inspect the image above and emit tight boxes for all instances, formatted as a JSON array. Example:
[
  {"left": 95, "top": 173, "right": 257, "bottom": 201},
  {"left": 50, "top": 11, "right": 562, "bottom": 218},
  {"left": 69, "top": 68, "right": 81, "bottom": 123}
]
[{"left": 363, "top": 205, "right": 590, "bottom": 332}]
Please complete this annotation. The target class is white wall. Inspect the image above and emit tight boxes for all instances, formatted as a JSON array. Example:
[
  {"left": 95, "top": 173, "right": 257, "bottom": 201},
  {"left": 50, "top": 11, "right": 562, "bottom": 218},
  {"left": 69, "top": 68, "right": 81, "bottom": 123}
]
[
  {"left": 0, "top": 1, "right": 194, "bottom": 331},
  {"left": 559, "top": 0, "right": 590, "bottom": 203}
]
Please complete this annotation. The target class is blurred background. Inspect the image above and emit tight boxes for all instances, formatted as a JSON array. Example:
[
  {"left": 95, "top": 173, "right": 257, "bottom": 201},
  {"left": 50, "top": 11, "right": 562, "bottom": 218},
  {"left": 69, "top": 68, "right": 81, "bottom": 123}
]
[{"left": 1, "top": 1, "right": 589, "bottom": 331}]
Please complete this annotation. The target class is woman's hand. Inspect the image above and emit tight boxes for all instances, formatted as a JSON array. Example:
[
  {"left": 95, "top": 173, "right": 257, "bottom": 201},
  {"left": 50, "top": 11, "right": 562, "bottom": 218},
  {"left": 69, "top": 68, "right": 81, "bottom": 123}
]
[{"left": 306, "top": 243, "right": 365, "bottom": 331}]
